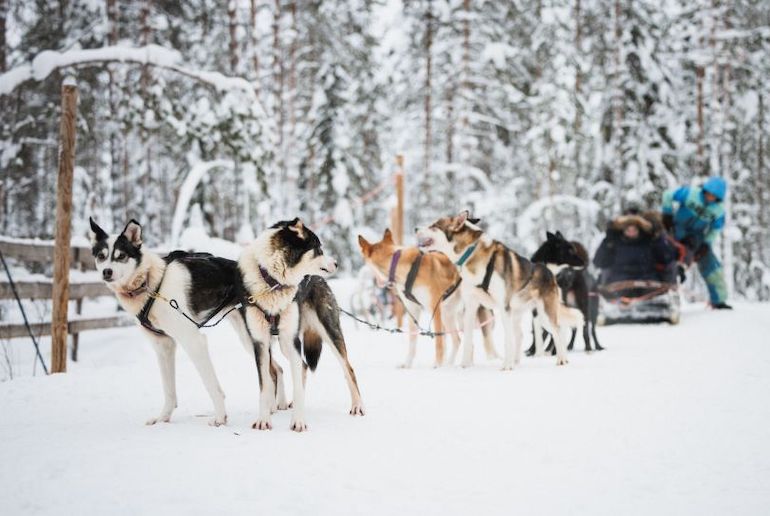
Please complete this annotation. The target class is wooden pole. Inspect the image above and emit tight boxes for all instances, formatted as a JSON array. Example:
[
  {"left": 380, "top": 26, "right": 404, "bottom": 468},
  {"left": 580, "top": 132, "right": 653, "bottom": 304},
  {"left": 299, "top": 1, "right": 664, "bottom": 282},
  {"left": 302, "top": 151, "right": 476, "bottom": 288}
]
[
  {"left": 394, "top": 154, "right": 404, "bottom": 245},
  {"left": 51, "top": 77, "right": 78, "bottom": 374}
]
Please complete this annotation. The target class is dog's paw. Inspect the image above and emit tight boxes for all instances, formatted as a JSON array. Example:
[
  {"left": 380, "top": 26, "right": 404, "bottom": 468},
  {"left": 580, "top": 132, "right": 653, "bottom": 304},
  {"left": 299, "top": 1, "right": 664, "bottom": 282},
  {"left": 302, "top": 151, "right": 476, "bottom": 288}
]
[
  {"left": 349, "top": 403, "right": 366, "bottom": 416},
  {"left": 276, "top": 401, "right": 290, "bottom": 411},
  {"left": 556, "top": 356, "right": 569, "bottom": 366},
  {"left": 290, "top": 419, "right": 308, "bottom": 432},
  {"left": 398, "top": 363, "right": 412, "bottom": 369},
  {"left": 501, "top": 363, "right": 515, "bottom": 371},
  {"left": 252, "top": 419, "right": 273, "bottom": 431},
  {"left": 209, "top": 415, "right": 227, "bottom": 427},
  {"left": 460, "top": 360, "right": 473, "bottom": 368},
  {"left": 145, "top": 414, "right": 171, "bottom": 425},
  {"left": 594, "top": 344, "right": 605, "bottom": 351}
]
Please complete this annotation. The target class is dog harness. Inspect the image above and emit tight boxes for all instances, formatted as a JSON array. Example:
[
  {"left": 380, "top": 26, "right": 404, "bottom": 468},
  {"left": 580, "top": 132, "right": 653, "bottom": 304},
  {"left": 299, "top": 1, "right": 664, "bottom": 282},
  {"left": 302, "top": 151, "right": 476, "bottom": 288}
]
[
  {"left": 250, "top": 303, "right": 282, "bottom": 336},
  {"left": 136, "top": 274, "right": 167, "bottom": 336},
  {"left": 245, "top": 265, "right": 290, "bottom": 336},
  {"left": 386, "top": 249, "right": 422, "bottom": 305},
  {"left": 455, "top": 243, "right": 478, "bottom": 267},
  {"left": 135, "top": 255, "right": 240, "bottom": 335}
]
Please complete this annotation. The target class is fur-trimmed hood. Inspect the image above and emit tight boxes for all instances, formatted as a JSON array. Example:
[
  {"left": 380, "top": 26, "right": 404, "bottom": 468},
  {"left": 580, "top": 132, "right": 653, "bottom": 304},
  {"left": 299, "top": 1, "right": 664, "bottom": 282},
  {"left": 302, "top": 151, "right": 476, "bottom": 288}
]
[{"left": 611, "top": 214, "right": 653, "bottom": 235}]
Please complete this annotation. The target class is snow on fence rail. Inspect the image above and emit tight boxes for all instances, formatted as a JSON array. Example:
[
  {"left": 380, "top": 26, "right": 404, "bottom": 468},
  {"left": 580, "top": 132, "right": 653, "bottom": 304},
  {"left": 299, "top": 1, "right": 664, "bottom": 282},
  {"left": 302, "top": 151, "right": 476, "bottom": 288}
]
[{"left": 0, "top": 237, "right": 132, "bottom": 360}]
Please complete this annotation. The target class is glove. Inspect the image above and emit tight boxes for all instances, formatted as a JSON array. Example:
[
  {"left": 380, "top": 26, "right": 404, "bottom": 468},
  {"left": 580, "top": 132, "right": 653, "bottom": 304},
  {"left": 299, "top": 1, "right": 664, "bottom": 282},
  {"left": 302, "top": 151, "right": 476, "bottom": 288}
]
[
  {"left": 677, "top": 265, "right": 687, "bottom": 284},
  {"left": 662, "top": 213, "right": 674, "bottom": 232}
]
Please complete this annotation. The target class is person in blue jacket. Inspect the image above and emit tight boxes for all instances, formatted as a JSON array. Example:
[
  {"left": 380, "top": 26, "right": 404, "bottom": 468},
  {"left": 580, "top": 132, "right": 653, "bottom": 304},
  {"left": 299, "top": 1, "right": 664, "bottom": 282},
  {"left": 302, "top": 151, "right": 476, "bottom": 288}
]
[{"left": 661, "top": 176, "right": 732, "bottom": 309}]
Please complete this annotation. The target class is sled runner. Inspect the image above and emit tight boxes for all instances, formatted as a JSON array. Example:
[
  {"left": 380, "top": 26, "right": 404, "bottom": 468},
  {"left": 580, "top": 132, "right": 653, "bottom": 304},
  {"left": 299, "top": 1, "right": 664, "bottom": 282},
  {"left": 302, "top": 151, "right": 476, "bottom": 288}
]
[{"left": 597, "top": 279, "right": 680, "bottom": 325}]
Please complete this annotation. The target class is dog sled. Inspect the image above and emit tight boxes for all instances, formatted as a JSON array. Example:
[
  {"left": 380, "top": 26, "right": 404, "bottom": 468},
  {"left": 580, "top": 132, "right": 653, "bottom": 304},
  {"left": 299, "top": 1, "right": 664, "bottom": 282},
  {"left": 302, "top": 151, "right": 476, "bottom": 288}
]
[{"left": 597, "top": 279, "right": 681, "bottom": 325}]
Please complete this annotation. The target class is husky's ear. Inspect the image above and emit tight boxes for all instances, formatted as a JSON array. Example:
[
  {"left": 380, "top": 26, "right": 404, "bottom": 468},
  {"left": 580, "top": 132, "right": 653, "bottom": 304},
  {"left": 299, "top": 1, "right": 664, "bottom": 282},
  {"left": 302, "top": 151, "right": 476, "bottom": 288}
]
[
  {"left": 383, "top": 228, "right": 394, "bottom": 243},
  {"left": 122, "top": 219, "right": 142, "bottom": 248},
  {"left": 451, "top": 210, "right": 469, "bottom": 231},
  {"left": 89, "top": 217, "right": 108, "bottom": 244},
  {"left": 555, "top": 230, "right": 565, "bottom": 240},
  {"left": 358, "top": 235, "right": 371, "bottom": 256},
  {"left": 287, "top": 218, "right": 306, "bottom": 239},
  {"left": 546, "top": 231, "right": 556, "bottom": 241}
]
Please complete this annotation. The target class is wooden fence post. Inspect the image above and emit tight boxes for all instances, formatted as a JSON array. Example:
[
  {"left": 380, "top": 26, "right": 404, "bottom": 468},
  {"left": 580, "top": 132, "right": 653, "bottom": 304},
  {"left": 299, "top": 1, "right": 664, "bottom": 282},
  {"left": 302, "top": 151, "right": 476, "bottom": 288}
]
[
  {"left": 51, "top": 77, "right": 78, "bottom": 374},
  {"left": 394, "top": 154, "right": 404, "bottom": 245}
]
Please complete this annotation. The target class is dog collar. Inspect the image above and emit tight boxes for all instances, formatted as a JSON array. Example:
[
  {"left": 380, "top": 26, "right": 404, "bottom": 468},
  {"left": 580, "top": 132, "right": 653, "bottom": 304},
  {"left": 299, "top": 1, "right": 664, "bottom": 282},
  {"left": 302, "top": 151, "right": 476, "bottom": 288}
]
[
  {"left": 387, "top": 249, "right": 402, "bottom": 287},
  {"left": 259, "top": 266, "right": 288, "bottom": 292},
  {"left": 455, "top": 244, "right": 478, "bottom": 267},
  {"left": 122, "top": 278, "right": 148, "bottom": 298}
]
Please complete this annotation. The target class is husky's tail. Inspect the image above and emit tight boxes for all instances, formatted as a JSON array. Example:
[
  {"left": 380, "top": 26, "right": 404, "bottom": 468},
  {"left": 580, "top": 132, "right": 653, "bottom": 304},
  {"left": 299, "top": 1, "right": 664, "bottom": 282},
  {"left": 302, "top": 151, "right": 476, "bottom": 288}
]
[
  {"left": 557, "top": 303, "right": 584, "bottom": 328},
  {"left": 302, "top": 330, "right": 323, "bottom": 371}
]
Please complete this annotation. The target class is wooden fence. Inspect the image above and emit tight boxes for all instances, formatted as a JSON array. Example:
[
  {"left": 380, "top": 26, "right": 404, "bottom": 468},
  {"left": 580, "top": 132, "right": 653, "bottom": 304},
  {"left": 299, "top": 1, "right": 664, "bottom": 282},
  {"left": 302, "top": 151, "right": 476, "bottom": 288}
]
[{"left": 0, "top": 237, "right": 133, "bottom": 360}]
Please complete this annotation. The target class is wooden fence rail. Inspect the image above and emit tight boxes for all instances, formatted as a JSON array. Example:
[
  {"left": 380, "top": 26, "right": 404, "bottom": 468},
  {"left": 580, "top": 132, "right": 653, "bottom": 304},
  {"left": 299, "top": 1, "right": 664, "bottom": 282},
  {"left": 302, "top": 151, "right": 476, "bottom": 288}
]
[
  {"left": 0, "top": 237, "right": 133, "bottom": 363},
  {"left": 0, "top": 238, "right": 95, "bottom": 269}
]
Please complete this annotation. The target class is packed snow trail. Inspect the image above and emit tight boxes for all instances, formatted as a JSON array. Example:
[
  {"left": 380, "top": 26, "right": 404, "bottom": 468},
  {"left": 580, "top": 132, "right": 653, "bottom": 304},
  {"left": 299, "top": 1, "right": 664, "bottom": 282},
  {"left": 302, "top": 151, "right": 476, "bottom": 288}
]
[{"left": 1, "top": 280, "right": 769, "bottom": 515}]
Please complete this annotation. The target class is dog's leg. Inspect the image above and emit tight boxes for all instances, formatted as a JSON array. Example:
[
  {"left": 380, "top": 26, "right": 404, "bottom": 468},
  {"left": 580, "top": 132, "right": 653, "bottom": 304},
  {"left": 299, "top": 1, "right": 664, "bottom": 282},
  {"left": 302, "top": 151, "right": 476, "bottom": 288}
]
[
  {"left": 179, "top": 331, "right": 227, "bottom": 426},
  {"left": 567, "top": 328, "right": 577, "bottom": 351},
  {"left": 146, "top": 335, "right": 177, "bottom": 425},
  {"left": 460, "top": 294, "right": 479, "bottom": 367},
  {"left": 445, "top": 308, "right": 461, "bottom": 366},
  {"left": 512, "top": 312, "right": 525, "bottom": 366},
  {"left": 590, "top": 296, "right": 604, "bottom": 351},
  {"left": 479, "top": 308, "right": 500, "bottom": 360},
  {"left": 526, "top": 309, "right": 538, "bottom": 357},
  {"left": 500, "top": 309, "right": 515, "bottom": 370},
  {"left": 229, "top": 311, "right": 286, "bottom": 417},
  {"left": 592, "top": 323, "right": 604, "bottom": 351},
  {"left": 278, "top": 334, "right": 308, "bottom": 432},
  {"left": 533, "top": 310, "right": 547, "bottom": 357},
  {"left": 317, "top": 311, "right": 365, "bottom": 416},
  {"left": 271, "top": 357, "right": 289, "bottom": 411},
  {"left": 401, "top": 303, "right": 421, "bottom": 368},
  {"left": 251, "top": 338, "right": 275, "bottom": 430},
  {"left": 432, "top": 303, "right": 445, "bottom": 368},
  {"left": 326, "top": 342, "right": 366, "bottom": 416},
  {"left": 542, "top": 299, "right": 569, "bottom": 366}
]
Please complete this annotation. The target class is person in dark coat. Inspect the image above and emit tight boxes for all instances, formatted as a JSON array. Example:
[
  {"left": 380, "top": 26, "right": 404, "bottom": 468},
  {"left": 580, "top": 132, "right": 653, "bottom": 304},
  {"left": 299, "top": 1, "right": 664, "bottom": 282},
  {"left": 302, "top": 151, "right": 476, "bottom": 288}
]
[{"left": 594, "top": 213, "right": 677, "bottom": 284}]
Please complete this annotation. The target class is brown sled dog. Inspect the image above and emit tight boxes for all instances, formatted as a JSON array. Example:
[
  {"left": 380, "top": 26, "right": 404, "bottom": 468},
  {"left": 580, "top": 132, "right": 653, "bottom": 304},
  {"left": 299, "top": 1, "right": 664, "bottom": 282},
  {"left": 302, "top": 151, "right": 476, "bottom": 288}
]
[
  {"left": 417, "top": 211, "right": 583, "bottom": 370},
  {"left": 358, "top": 228, "right": 497, "bottom": 368}
]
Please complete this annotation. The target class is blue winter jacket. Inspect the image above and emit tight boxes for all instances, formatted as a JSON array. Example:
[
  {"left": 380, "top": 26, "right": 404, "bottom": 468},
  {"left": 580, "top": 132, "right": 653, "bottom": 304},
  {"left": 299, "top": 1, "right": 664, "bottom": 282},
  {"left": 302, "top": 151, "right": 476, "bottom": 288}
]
[{"left": 661, "top": 184, "right": 725, "bottom": 246}]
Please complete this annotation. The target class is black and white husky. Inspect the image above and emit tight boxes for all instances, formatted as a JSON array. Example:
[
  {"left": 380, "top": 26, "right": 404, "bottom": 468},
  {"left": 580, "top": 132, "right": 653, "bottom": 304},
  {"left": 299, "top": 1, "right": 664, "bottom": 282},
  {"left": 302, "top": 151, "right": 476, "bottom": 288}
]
[
  {"left": 239, "top": 218, "right": 365, "bottom": 432},
  {"left": 89, "top": 217, "right": 363, "bottom": 431}
]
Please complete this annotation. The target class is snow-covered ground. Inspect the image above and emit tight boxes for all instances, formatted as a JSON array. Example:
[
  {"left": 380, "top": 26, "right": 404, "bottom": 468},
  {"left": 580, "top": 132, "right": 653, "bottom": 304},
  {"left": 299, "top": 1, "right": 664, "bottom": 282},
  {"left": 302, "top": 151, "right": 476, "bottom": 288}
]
[{"left": 1, "top": 279, "right": 769, "bottom": 515}]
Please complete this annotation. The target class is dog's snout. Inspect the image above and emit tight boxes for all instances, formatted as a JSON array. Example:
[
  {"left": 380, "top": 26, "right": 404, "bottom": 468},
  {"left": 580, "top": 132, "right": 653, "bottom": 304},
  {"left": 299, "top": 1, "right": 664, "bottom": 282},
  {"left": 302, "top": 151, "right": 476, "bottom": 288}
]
[
  {"left": 414, "top": 227, "right": 419, "bottom": 233},
  {"left": 333, "top": 260, "right": 338, "bottom": 269},
  {"left": 102, "top": 268, "right": 113, "bottom": 280}
]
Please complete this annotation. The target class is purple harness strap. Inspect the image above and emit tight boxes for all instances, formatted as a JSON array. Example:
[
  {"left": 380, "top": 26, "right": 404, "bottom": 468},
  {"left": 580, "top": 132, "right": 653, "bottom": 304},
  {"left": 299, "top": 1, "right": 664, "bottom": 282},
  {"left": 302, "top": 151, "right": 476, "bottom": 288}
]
[
  {"left": 387, "top": 249, "right": 401, "bottom": 286},
  {"left": 259, "top": 265, "right": 288, "bottom": 291}
]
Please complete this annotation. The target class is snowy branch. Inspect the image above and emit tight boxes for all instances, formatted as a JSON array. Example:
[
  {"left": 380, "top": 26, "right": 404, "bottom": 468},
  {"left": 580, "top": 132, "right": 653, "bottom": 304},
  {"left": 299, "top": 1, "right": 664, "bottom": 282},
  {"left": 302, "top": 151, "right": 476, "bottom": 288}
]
[{"left": 0, "top": 45, "right": 266, "bottom": 115}]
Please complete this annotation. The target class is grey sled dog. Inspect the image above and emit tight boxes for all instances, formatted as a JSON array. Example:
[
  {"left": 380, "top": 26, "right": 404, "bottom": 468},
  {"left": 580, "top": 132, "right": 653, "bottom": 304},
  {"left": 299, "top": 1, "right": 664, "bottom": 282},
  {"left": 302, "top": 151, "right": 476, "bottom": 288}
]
[{"left": 89, "top": 217, "right": 363, "bottom": 431}]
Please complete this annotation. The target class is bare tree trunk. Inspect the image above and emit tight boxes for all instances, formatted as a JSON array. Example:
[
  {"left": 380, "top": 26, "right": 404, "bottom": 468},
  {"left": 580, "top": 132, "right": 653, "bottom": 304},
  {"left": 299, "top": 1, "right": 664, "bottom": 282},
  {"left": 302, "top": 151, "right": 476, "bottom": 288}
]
[
  {"left": 107, "top": 0, "right": 121, "bottom": 223},
  {"left": 273, "top": 0, "right": 285, "bottom": 207},
  {"left": 249, "top": 0, "right": 260, "bottom": 91},
  {"left": 139, "top": 0, "right": 153, "bottom": 227},
  {"left": 0, "top": 0, "right": 6, "bottom": 73},
  {"left": 228, "top": 0, "right": 241, "bottom": 237},
  {"left": 423, "top": 0, "right": 433, "bottom": 202},
  {"left": 228, "top": 0, "right": 239, "bottom": 73},
  {"left": 573, "top": 0, "right": 583, "bottom": 192},
  {"left": 696, "top": 65, "right": 705, "bottom": 173},
  {"left": 0, "top": 0, "right": 7, "bottom": 233},
  {"left": 758, "top": 90, "right": 766, "bottom": 265},
  {"left": 612, "top": 0, "right": 624, "bottom": 211}
]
